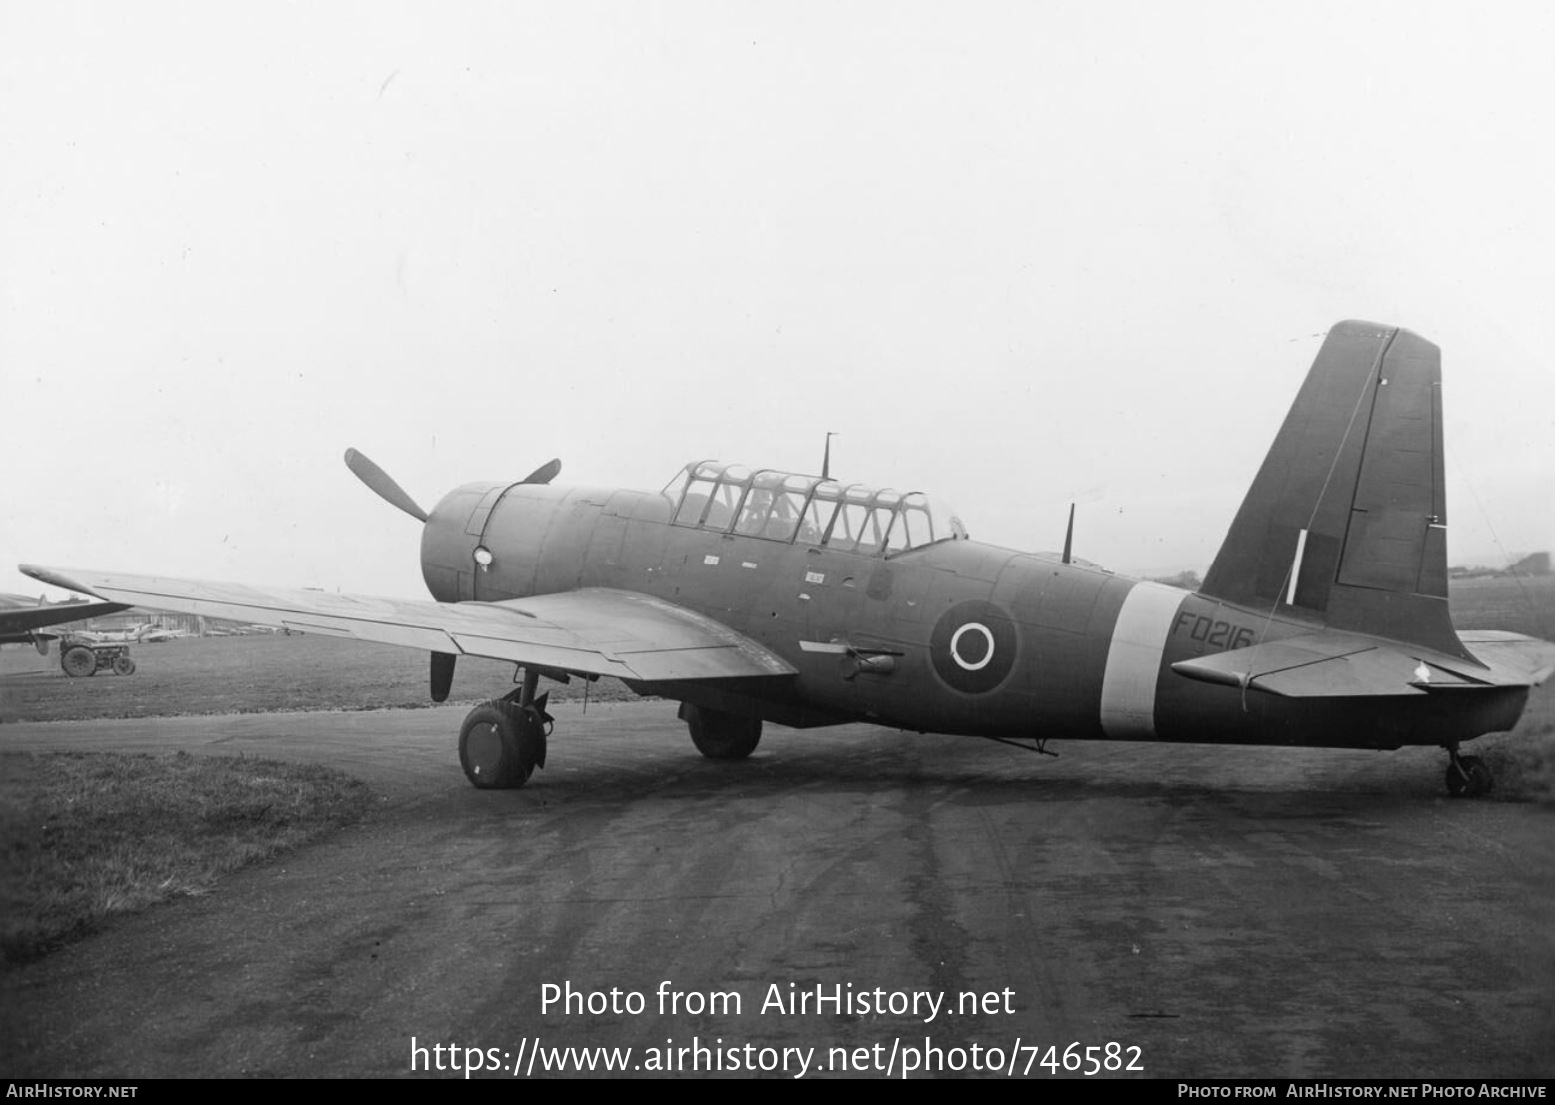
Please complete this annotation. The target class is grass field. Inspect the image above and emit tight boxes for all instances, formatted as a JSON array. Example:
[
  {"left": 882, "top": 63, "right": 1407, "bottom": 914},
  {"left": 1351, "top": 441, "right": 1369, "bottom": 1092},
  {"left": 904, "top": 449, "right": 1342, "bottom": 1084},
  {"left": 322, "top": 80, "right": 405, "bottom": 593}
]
[
  {"left": 0, "top": 632, "right": 633, "bottom": 961},
  {"left": 0, "top": 631, "right": 638, "bottom": 723},
  {"left": 1447, "top": 572, "right": 1555, "bottom": 639},
  {"left": 0, "top": 751, "right": 371, "bottom": 966}
]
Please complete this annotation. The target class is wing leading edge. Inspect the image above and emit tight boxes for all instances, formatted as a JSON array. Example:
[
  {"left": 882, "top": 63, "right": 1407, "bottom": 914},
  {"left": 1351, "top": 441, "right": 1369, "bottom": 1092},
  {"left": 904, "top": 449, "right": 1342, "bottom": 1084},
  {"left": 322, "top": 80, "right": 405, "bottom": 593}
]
[{"left": 18, "top": 566, "right": 797, "bottom": 683}]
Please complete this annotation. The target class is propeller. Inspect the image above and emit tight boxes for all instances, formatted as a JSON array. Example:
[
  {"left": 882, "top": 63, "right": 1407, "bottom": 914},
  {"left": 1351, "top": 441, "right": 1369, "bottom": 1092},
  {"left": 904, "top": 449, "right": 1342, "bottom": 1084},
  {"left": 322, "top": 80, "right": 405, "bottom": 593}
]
[
  {"left": 520, "top": 458, "right": 562, "bottom": 485},
  {"left": 345, "top": 449, "right": 563, "bottom": 522},
  {"left": 343, "top": 447, "right": 562, "bottom": 704},
  {"left": 344, "top": 448, "right": 429, "bottom": 522}
]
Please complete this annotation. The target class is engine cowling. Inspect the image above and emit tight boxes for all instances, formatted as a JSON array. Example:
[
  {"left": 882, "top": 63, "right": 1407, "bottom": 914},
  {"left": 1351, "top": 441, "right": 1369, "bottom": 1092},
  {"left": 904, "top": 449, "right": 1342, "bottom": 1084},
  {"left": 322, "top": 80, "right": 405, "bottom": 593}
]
[
  {"left": 420, "top": 481, "right": 613, "bottom": 603},
  {"left": 419, "top": 481, "right": 510, "bottom": 602}
]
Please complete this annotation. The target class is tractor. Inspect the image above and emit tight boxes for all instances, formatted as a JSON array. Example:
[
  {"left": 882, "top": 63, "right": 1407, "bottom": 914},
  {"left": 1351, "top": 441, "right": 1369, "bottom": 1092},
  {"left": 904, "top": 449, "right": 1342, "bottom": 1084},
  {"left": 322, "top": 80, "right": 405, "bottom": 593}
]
[{"left": 58, "top": 635, "right": 136, "bottom": 677}]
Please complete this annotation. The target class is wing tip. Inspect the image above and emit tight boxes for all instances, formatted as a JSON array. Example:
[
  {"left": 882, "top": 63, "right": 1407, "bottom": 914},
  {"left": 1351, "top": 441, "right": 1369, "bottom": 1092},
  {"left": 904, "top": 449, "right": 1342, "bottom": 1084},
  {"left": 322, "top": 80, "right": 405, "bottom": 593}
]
[{"left": 18, "top": 564, "right": 92, "bottom": 595}]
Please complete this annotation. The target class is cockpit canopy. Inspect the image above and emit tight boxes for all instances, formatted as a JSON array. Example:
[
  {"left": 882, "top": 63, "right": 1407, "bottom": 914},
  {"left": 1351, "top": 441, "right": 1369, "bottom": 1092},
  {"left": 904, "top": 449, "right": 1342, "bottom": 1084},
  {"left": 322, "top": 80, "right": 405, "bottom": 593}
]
[{"left": 662, "top": 460, "right": 968, "bottom": 556}]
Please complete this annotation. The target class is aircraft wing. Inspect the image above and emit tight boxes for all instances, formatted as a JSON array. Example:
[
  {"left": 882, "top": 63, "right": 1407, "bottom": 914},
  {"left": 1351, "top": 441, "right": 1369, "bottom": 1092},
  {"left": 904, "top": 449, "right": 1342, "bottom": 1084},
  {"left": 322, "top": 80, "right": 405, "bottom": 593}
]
[
  {"left": 18, "top": 566, "right": 796, "bottom": 683},
  {"left": 1171, "top": 630, "right": 1553, "bottom": 698},
  {"left": 0, "top": 600, "right": 130, "bottom": 637}
]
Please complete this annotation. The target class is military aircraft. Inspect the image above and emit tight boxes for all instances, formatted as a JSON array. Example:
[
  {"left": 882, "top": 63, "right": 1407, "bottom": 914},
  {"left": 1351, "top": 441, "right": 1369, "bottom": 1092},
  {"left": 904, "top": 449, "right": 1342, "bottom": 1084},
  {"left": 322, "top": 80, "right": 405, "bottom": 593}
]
[
  {"left": 134, "top": 623, "right": 188, "bottom": 643},
  {"left": 21, "top": 321, "right": 1555, "bottom": 797},
  {"left": 0, "top": 592, "right": 129, "bottom": 654},
  {"left": 67, "top": 621, "right": 192, "bottom": 644}
]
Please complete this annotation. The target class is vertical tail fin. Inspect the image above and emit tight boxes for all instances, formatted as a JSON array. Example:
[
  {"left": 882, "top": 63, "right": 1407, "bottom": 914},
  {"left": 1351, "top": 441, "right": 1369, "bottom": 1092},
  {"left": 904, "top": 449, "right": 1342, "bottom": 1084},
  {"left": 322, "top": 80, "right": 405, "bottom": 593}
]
[{"left": 1199, "top": 320, "right": 1468, "bottom": 659}]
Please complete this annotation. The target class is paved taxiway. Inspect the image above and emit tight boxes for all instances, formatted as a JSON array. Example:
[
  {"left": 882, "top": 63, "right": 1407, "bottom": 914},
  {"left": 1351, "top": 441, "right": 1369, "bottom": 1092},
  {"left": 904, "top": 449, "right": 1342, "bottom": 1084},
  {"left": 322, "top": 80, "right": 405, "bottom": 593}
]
[{"left": 3, "top": 701, "right": 1552, "bottom": 1078}]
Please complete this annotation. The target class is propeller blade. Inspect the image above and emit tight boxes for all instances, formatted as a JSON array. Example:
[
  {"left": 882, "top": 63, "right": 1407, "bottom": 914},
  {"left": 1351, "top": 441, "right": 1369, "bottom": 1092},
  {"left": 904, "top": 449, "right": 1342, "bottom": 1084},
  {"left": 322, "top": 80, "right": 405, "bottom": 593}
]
[
  {"left": 344, "top": 448, "right": 429, "bottom": 523},
  {"left": 520, "top": 458, "right": 562, "bottom": 485}
]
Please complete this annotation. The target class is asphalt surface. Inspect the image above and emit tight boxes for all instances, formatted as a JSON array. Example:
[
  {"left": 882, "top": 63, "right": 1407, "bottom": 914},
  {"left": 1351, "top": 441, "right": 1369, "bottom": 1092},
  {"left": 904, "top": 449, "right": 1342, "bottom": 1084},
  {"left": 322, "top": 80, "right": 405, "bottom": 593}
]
[{"left": 2, "top": 702, "right": 1552, "bottom": 1079}]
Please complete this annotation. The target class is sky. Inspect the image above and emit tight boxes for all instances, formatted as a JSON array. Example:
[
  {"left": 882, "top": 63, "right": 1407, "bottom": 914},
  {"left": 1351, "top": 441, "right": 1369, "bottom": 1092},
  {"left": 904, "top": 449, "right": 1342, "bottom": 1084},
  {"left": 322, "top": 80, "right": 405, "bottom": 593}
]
[{"left": 3, "top": 2, "right": 1552, "bottom": 601}]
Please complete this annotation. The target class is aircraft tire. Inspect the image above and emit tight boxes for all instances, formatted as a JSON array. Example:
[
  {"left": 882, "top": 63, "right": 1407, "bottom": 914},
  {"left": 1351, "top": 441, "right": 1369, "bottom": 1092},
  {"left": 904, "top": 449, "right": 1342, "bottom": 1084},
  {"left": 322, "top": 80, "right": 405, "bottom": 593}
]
[
  {"left": 458, "top": 702, "right": 533, "bottom": 789},
  {"left": 112, "top": 655, "right": 137, "bottom": 676},
  {"left": 684, "top": 704, "right": 762, "bottom": 760},
  {"left": 61, "top": 646, "right": 96, "bottom": 678},
  {"left": 1446, "top": 755, "right": 1493, "bottom": 798}
]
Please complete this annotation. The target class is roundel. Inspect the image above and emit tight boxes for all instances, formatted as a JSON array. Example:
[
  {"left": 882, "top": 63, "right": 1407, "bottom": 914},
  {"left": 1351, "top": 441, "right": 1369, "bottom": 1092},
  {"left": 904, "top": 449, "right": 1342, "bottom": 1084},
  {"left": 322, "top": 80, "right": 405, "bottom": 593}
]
[{"left": 930, "top": 600, "right": 1018, "bottom": 693}]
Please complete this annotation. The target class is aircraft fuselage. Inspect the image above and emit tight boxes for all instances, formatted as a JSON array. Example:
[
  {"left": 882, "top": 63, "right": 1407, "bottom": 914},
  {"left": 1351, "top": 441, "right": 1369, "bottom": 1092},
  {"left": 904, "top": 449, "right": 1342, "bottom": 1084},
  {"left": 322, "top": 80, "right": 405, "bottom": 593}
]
[{"left": 418, "top": 482, "right": 1526, "bottom": 752}]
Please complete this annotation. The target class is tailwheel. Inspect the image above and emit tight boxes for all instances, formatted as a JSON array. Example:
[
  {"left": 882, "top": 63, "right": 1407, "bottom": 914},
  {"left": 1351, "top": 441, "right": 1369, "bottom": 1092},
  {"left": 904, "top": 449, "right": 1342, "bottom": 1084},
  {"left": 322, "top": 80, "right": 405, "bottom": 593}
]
[
  {"left": 681, "top": 703, "right": 762, "bottom": 760},
  {"left": 1445, "top": 748, "right": 1493, "bottom": 798}
]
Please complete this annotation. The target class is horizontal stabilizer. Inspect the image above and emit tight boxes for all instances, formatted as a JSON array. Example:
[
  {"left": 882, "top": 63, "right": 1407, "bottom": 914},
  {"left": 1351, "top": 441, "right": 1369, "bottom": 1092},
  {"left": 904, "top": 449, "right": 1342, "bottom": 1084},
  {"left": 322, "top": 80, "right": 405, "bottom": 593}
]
[
  {"left": 1458, "top": 630, "right": 1555, "bottom": 687},
  {"left": 1171, "top": 632, "right": 1516, "bottom": 698}
]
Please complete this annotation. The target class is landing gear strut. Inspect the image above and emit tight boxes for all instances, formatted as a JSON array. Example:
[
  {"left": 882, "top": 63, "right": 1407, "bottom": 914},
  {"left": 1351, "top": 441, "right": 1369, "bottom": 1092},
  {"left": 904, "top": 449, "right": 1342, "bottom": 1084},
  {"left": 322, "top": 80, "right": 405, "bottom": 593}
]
[
  {"left": 458, "top": 668, "right": 552, "bottom": 789},
  {"left": 1444, "top": 745, "right": 1493, "bottom": 799}
]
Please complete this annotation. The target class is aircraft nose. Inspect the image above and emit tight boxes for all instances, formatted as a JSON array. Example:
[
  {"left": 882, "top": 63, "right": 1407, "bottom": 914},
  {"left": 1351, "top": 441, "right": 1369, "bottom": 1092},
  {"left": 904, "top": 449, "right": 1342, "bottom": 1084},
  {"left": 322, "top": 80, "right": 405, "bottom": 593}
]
[{"left": 420, "top": 482, "right": 509, "bottom": 602}]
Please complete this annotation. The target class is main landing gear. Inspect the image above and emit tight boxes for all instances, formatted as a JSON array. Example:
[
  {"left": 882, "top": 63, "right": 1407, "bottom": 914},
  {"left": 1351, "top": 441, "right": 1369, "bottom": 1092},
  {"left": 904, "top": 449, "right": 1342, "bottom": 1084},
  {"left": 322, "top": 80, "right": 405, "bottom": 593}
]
[
  {"left": 679, "top": 703, "right": 762, "bottom": 760},
  {"left": 458, "top": 669, "right": 552, "bottom": 789},
  {"left": 1444, "top": 745, "right": 1493, "bottom": 799}
]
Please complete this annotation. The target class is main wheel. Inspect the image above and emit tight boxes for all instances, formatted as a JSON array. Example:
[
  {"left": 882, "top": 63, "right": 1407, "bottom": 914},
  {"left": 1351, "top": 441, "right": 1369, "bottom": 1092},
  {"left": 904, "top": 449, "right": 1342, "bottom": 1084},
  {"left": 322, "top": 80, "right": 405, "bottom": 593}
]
[
  {"left": 458, "top": 702, "right": 535, "bottom": 789},
  {"left": 683, "top": 703, "right": 762, "bottom": 760},
  {"left": 61, "top": 646, "right": 96, "bottom": 678},
  {"left": 1446, "top": 754, "right": 1493, "bottom": 798},
  {"left": 112, "top": 655, "right": 136, "bottom": 676}
]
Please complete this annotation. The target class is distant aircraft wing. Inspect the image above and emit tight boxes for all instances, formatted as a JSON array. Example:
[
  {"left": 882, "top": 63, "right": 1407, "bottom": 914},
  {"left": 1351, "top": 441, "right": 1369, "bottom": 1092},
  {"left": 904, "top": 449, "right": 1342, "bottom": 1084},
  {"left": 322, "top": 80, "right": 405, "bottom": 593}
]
[
  {"left": 1172, "top": 630, "right": 1555, "bottom": 697},
  {"left": 19, "top": 566, "right": 796, "bottom": 683},
  {"left": 0, "top": 600, "right": 130, "bottom": 637}
]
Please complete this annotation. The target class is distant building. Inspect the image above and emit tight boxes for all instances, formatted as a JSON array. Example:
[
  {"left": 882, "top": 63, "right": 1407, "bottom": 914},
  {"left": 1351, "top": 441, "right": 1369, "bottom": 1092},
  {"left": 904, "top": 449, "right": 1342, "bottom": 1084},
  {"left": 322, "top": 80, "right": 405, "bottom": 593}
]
[
  {"left": 1448, "top": 551, "right": 1550, "bottom": 579},
  {"left": 1509, "top": 552, "right": 1550, "bottom": 577},
  {"left": 87, "top": 610, "right": 203, "bottom": 634}
]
